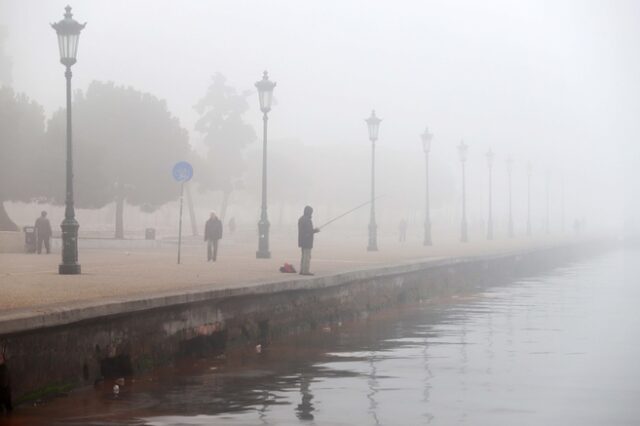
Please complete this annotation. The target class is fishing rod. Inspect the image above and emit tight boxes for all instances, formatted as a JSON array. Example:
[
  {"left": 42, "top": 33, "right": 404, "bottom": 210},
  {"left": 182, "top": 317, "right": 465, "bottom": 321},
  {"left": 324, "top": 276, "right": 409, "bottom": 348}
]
[{"left": 318, "top": 196, "right": 384, "bottom": 230}]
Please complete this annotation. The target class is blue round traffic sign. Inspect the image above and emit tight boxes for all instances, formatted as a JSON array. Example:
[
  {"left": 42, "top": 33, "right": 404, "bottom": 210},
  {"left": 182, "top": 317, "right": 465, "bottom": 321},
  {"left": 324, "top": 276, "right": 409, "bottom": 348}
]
[{"left": 172, "top": 161, "right": 193, "bottom": 182}]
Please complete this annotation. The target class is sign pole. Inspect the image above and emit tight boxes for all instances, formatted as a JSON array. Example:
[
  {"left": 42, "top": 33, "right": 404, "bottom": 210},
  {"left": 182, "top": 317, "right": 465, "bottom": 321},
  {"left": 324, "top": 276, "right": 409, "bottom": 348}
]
[
  {"left": 177, "top": 181, "right": 185, "bottom": 264},
  {"left": 172, "top": 161, "right": 193, "bottom": 265}
]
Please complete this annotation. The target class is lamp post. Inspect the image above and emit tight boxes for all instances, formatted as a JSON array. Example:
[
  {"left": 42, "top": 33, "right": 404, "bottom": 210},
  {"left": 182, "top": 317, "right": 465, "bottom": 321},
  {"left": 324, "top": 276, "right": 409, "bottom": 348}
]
[
  {"left": 365, "top": 110, "right": 381, "bottom": 251},
  {"left": 507, "top": 156, "right": 514, "bottom": 238},
  {"left": 458, "top": 140, "right": 468, "bottom": 243},
  {"left": 421, "top": 127, "right": 433, "bottom": 246},
  {"left": 255, "top": 71, "right": 276, "bottom": 259},
  {"left": 52, "top": 6, "right": 85, "bottom": 275},
  {"left": 526, "top": 162, "right": 532, "bottom": 236}
]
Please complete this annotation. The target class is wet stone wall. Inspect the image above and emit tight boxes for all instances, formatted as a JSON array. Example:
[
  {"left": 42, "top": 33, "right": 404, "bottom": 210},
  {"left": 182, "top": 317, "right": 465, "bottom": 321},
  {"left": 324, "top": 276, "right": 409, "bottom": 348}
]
[{"left": 0, "top": 243, "right": 604, "bottom": 404}]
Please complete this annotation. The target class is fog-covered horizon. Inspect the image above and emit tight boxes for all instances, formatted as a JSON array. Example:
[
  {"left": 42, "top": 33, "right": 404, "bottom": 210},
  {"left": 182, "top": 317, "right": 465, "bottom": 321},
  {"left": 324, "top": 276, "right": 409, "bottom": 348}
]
[{"left": 1, "top": 0, "right": 638, "bottom": 236}]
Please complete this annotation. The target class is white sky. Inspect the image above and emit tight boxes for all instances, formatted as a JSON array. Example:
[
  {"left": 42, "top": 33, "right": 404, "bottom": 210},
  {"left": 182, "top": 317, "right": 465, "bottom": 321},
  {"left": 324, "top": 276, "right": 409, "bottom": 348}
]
[{"left": 1, "top": 0, "right": 639, "bottom": 231}]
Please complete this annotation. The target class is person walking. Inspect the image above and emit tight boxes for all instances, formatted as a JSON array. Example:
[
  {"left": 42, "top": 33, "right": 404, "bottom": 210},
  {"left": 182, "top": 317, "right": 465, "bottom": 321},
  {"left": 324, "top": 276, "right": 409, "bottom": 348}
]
[
  {"left": 34, "top": 211, "right": 52, "bottom": 254},
  {"left": 204, "top": 212, "right": 223, "bottom": 262},
  {"left": 298, "top": 205, "right": 320, "bottom": 276}
]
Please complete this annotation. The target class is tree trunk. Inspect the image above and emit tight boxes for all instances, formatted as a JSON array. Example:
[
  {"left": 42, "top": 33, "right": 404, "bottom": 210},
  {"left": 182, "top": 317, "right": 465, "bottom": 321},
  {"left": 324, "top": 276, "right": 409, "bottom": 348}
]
[
  {"left": 114, "top": 184, "right": 124, "bottom": 239},
  {"left": 0, "top": 201, "right": 19, "bottom": 232},
  {"left": 219, "top": 190, "right": 232, "bottom": 223}
]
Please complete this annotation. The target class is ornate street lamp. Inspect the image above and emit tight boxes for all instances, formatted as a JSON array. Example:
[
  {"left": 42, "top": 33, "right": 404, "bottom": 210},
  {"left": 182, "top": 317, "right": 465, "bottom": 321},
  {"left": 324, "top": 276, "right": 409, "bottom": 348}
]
[
  {"left": 458, "top": 140, "right": 468, "bottom": 243},
  {"left": 486, "top": 149, "right": 494, "bottom": 240},
  {"left": 52, "top": 5, "right": 85, "bottom": 275},
  {"left": 527, "top": 162, "right": 532, "bottom": 236},
  {"left": 507, "top": 156, "right": 514, "bottom": 238},
  {"left": 421, "top": 127, "right": 433, "bottom": 246},
  {"left": 365, "top": 110, "right": 381, "bottom": 251},
  {"left": 255, "top": 71, "right": 276, "bottom": 259}
]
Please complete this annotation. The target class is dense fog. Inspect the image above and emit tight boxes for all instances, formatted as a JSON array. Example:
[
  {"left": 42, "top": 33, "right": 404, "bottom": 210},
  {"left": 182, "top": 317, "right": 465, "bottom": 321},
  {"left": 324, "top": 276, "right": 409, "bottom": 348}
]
[{"left": 1, "top": 0, "right": 638, "bottom": 241}]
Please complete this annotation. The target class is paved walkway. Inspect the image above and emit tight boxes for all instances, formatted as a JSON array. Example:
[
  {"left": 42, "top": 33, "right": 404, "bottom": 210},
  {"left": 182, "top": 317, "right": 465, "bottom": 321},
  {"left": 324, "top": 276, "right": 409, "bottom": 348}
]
[{"left": 0, "top": 234, "right": 577, "bottom": 314}]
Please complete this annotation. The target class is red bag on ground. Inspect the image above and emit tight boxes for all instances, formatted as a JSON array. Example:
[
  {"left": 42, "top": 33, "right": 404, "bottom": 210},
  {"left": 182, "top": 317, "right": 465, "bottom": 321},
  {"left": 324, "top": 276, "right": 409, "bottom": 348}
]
[{"left": 279, "top": 263, "right": 297, "bottom": 273}]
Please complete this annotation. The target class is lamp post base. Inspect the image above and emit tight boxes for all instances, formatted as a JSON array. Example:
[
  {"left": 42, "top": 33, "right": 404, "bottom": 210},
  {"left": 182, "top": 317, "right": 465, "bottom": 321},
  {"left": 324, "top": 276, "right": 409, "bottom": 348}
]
[
  {"left": 59, "top": 263, "right": 81, "bottom": 275},
  {"left": 59, "top": 217, "right": 80, "bottom": 275},
  {"left": 256, "top": 251, "right": 271, "bottom": 259},
  {"left": 367, "top": 224, "right": 378, "bottom": 251},
  {"left": 256, "top": 218, "right": 271, "bottom": 259}
]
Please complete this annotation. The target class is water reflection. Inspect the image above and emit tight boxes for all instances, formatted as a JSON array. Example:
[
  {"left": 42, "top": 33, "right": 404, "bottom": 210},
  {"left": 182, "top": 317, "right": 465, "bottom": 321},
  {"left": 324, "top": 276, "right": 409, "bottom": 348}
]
[
  {"left": 6, "top": 249, "right": 640, "bottom": 425},
  {"left": 366, "top": 352, "right": 380, "bottom": 426},
  {"left": 295, "top": 372, "right": 314, "bottom": 421},
  {"left": 421, "top": 329, "right": 434, "bottom": 424}
]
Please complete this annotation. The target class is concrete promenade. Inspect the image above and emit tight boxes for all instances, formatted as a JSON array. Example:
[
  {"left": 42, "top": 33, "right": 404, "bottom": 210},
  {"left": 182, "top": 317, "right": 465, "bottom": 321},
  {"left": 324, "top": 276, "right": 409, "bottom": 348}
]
[
  {"left": 0, "top": 234, "right": 579, "bottom": 315},
  {"left": 0, "top": 234, "right": 602, "bottom": 402}
]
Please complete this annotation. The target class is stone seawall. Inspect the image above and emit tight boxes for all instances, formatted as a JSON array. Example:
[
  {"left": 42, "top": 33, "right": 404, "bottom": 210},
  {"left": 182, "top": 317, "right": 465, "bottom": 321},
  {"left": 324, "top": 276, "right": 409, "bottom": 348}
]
[{"left": 0, "top": 242, "right": 606, "bottom": 404}]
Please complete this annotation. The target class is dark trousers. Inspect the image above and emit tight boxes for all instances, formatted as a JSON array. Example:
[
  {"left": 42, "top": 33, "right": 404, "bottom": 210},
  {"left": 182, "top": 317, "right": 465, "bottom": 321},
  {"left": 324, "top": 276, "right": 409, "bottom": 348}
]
[
  {"left": 37, "top": 236, "right": 50, "bottom": 254},
  {"left": 207, "top": 239, "right": 219, "bottom": 261},
  {"left": 300, "top": 248, "right": 311, "bottom": 274}
]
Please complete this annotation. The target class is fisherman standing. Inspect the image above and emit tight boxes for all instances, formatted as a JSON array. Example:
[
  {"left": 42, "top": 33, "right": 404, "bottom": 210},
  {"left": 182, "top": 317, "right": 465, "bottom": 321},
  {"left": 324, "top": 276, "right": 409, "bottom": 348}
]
[
  {"left": 298, "top": 206, "right": 320, "bottom": 276},
  {"left": 204, "top": 212, "right": 223, "bottom": 262},
  {"left": 34, "top": 210, "right": 52, "bottom": 254}
]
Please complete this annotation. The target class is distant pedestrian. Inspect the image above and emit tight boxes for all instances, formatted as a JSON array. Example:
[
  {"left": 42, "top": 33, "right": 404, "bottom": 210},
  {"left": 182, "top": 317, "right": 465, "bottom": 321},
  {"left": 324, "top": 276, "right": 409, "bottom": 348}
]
[
  {"left": 398, "top": 219, "right": 407, "bottom": 243},
  {"left": 204, "top": 212, "right": 223, "bottom": 262},
  {"left": 34, "top": 211, "right": 52, "bottom": 254},
  {"left": 0, "top": 352, "right": 12, "bottom": 413},
  {"left": 298, "top": 206, "right": 320, "bottom": 276},
  {"left": 228, "top": 217, "right": 236, "bottom": 235}
]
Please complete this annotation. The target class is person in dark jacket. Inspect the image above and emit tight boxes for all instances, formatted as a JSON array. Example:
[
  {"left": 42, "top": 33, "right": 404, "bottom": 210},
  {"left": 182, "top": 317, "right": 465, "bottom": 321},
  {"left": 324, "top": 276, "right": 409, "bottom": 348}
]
[
  {"left": 298, "top": 206, "right": 320, "bottom": 276},
  {"left": 0, "top": 352, "right": 12, "bottom": 413},
  {"left": 204, "top": 212, "right": 223, "bottom": 262},
  {"left": 34, "top": 211, "right": 52, "bottom": 254}
]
